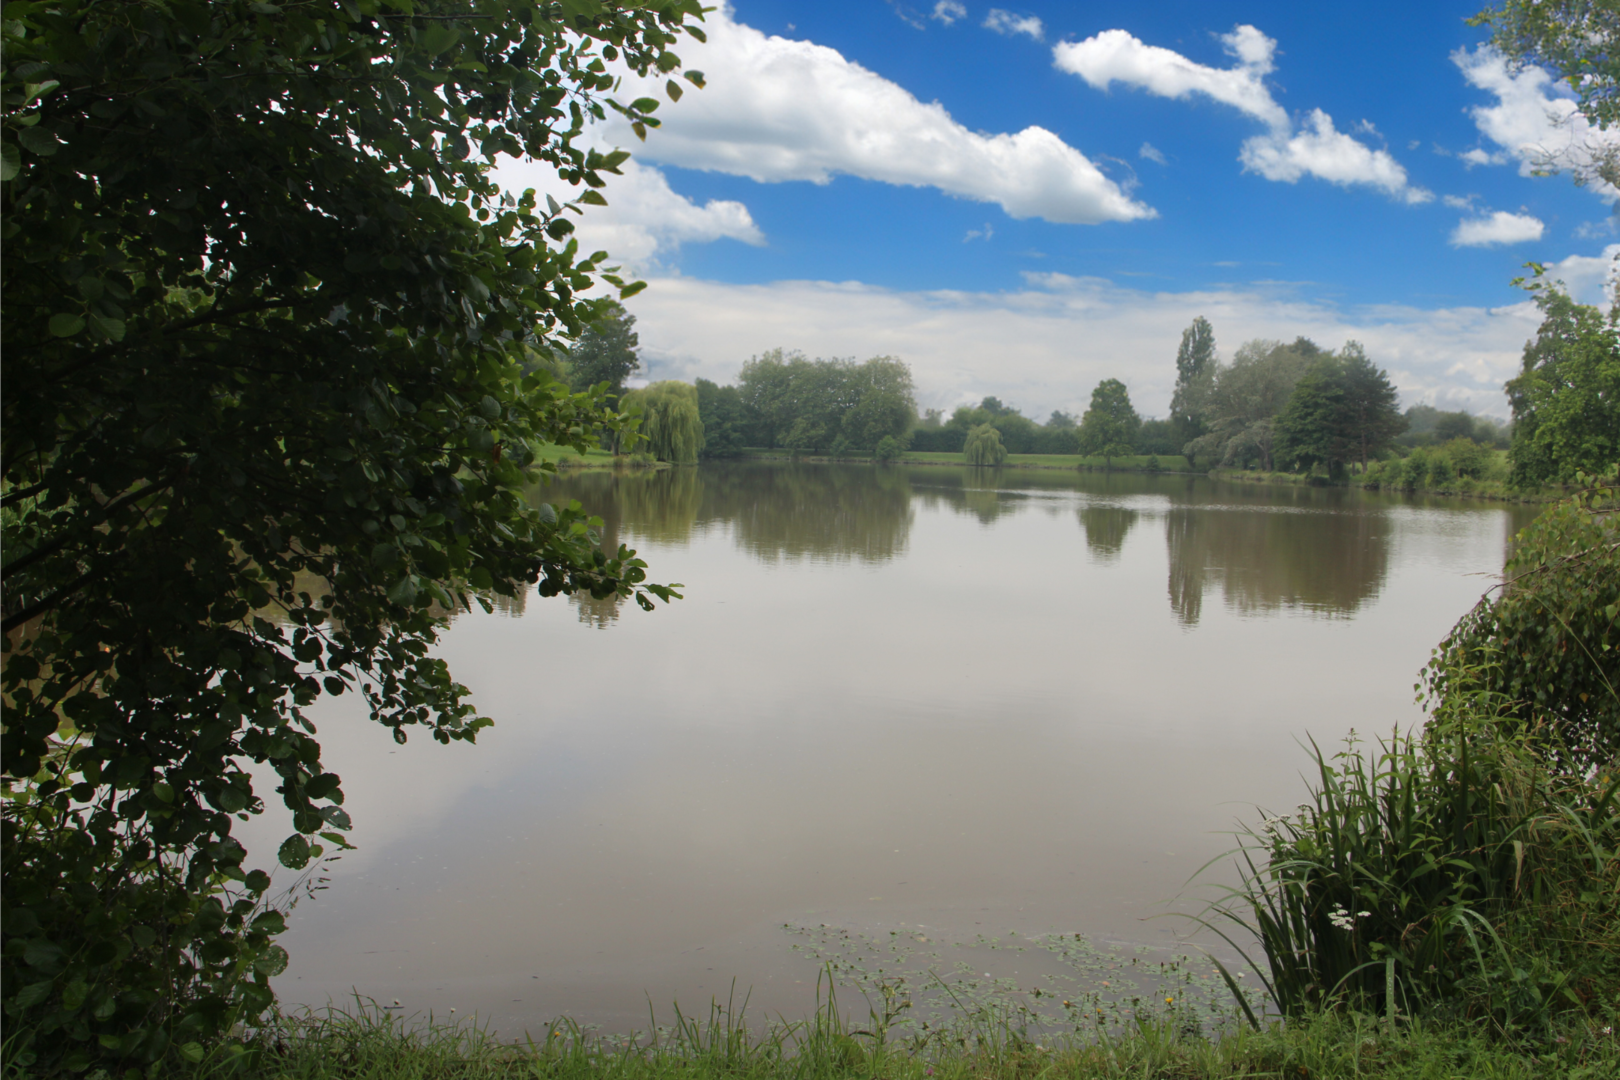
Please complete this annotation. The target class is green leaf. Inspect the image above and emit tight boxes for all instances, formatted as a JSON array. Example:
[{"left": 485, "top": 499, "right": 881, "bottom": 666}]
[
  {"left": 179, "top": 1042, "right": 205, "bottom": 1064},
  {"left": 14, "top": 981, "right": 54, "bottom": 1008},
  {"left": 17, "top": 126, "right": 62, "bottom": 156},
  {"left": 48, "top": 313, "right": 85, "bottom": 337},
  {"left": 278, "top": 834, "right": 311, "bottom": 869},
  {"left": 1, "top": 141, "right": 19, "bottom": 182}
]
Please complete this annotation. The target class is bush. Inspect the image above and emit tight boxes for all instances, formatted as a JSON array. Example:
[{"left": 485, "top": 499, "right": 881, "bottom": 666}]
[
  {"left": 1424, "top": 475, "right": 1620, "bottom": 771},
  {"left": 874, "top": 435, "right": 903, "bottom": 462}
]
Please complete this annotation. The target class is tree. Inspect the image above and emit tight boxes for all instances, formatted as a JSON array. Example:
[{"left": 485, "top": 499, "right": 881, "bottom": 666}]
[
  {"left": 1337, "top": 344, "right": 1406, "bottom": 471},
  {"left": 1078, "top": 379, "right": 1142, "bottom": 467},
  {"left": 1472, "top": 0, "right": 1620, "bottom": 190},
  {"left": 1183, "top": 340, "right": 1315, "bottom": 470},
  {"left": 1504, "top": 275, "right": 1620, "bottom": 487},
  {"left": 962, "top": 424, "right": 1008, "bottom": 466},
  {"left": 695, "top": 378, "right": 748, "bottom": 458},
  {"left": 1274, "top": 346, "right": 1405, "bottom": 477},
  {"left": 1, "top": 1, "right": 699, "bottom": 1067},
  {"left": 568, "top": 301, "right": 642, "bottom": 401},
  {"left": 1170, "top": 316, "right": 1216, "bottom": 456},
  {"left": 839, "top": 356, "right": 917, "bottom": 451},
  {"left": 622, "top": 381, "right": 705, "bottom": 464},
  {"left": 735, "top": 352, "right": 915, "bottom": 453}
]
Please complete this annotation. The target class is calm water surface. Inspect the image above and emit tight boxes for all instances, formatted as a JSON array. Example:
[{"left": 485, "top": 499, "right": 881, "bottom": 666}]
[{"left": 255, "top": 463, "right": 1536, "bottom": 1032}]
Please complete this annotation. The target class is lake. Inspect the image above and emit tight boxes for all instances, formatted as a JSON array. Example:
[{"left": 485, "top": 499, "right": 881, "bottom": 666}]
[{"left": 256, "top": 462, "right": 1537, "bottom": 1035}]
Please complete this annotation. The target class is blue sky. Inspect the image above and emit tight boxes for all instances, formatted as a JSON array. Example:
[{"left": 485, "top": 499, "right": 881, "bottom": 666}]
[{"left": 493, "top": 1, "right": 1620, "bottom": 420}]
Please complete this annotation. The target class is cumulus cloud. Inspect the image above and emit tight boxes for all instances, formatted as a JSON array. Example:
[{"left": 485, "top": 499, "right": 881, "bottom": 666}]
[
  {"left": 490, "top": 156, "right": 763, "bottom": 271},
  {"left": 1241, "top": 110, "right": 1433, "bottom": 204},
  {"left": 623, "top": 271, "right": 1545, "bottom": 420},
  {"left": 1139, "top": 141, "right": 1168, "bottom": 165},
  {"left": 932, "top": 1, "right": 966, "bottom": 25},
  {"left": 606, "top": 5, "right": 1152, "bottom": 225},
  {"left": 1450, "top": 210, "right": 1546, "bottom": 248},
  {"left": 984, "top": 9, "right": 1043, "bottom": 40},
  {"left": 1053, "top": 26, "right": 1287, "bottom": 128},
  {"left": 1053, "top": 26, "right": 1429, "bottom": 203},
  {"left": 1545, "top": 243, "right": 1620, "bottom": 304},
  {"left": 1455, "top": 45, "right": 1620, "bottom": 199}
]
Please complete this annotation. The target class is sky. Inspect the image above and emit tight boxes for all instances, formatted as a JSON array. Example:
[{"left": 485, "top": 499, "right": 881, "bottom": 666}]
[{"left": 492, "top": 0, "right": 1620, "bottom": 421}]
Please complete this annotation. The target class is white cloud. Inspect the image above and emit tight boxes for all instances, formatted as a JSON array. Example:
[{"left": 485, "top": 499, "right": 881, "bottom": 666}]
[
  {"left": 490, "top": 156, "right": 763, "bottom": 271},
  {"left": 607, "top": 5, "right": 1152, "bottom": 225},
  {"left": 1545, "top": 243, "right": 1620, "bottom": 304},
  {"left": 984, "top": 9, "right": 1043, "bottom": 41},
  {"left": 1450, "top": 210, "right": 1545, "bottom": 248},
  {"left": 1053, "top": 26, "right": 1287, "bottom": 128},
  {"left": 931, "top": 1, "right": 966, "bottom": 25},
  {"left": 1139, "top": 141, "right": 1168, "bottom": 165},
  {"left": 1241, "top": 110, "right": 1433, "bottom": 204},
  {"left": 1575, "top": 218, "right": 1617, "bottom": 240},
  {"left": 1053, "top": 26, "right": 1430, "bottom": 204},
  {"left": 1459, "top": 147, "right": 1505, "bottom": 167},
  {"left": 963, "top": 223, "right": 995, "bottom": 242},
  {"left": 1442, "top": 194, "right": 1475, "bottom": 209},
  {"left": 1455, "top": 45, "right": 1620, "bottom": 199},
  {"left": 623, "top": 271, "right": 1545, "bottom": 420}
]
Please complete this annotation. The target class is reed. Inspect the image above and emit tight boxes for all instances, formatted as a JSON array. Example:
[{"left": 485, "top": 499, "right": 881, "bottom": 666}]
[{"left": 1198, "top": 713, "right": 1620, "bottom": 1033}]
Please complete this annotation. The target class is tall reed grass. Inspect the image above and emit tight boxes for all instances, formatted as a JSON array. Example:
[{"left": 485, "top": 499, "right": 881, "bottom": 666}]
[{"left": 1200, "top": 710, "right": 1620, "bottom": 1034}]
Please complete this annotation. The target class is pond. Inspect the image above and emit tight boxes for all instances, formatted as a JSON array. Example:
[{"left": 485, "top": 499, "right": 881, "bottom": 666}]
[{"left": 255, "top": 462, "right": 1537, "bottom": 1035}]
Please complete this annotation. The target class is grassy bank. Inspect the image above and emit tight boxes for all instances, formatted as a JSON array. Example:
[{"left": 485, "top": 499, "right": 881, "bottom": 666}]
[
  {"left": 78, "top": 999, "right": 1619, "bottom": 1080},
  {"left": 738, "top": 449, "right": 1194, "bottom": 473}
]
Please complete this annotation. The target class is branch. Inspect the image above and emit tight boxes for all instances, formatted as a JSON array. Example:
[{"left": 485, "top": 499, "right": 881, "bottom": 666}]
[{"left": 0, "top": 477, "right": 174, "bottom": 580}]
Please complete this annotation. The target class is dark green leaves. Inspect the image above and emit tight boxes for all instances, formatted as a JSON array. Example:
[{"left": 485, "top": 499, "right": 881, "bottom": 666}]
[{"left": 2, "top": 0, "right": 698, "bottom": 1069}]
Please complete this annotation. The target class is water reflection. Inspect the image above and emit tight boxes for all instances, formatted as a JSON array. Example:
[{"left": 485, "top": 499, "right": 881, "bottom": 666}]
[
  {"left": 536, "top": 465, "right": 1520, "bottom": 627},
  {"left": 1164, "top": 493, "right": 1390, "bottom": 625},
  {"left": 1077, "top": 505, "right": 1140, "bottom": 562},
  {"left": 544, "top": 462, "right": 914, "bottom": 566}
]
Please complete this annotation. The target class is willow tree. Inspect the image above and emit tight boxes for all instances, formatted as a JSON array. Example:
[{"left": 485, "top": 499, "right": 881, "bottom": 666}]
[
  {"left": 963, "top": 423, "right": 1008, "bottom": 466},
  {"left": 624, "top": 381, "right": 705, "bottom": 464},
  {"left": 0, "top": 1, "right": 697, "bottom": 1068}
]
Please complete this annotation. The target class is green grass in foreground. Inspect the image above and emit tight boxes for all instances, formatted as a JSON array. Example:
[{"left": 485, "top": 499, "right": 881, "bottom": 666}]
[{"left": 77, "top": 1000, "right": 1619, "bottom": 1080}]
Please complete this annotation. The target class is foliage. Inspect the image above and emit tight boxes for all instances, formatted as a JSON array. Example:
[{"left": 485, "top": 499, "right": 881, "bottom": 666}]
[
  {"left": 1170, "top": 316, "right": 1217, "bottom": 455},
  {"left": 622, "top": 381, "right": 704, "bottom": 464},
  {"left": 735, "top": 351, "right": 915, "bottom": 453},
  {"left": 1472, "top": 0, "right": 1620, "bottom": 190},
  {"left": 1504, "top": 275, "right": 1620, "bottom": 488},
  {"left": 1182, "top": 339, "right": 1315, "bottom": 470},
  {"left": 1273, "top": 344, "right": 1405, "bottom": 477},
  {"left": 694, "top": 378, "right": 748, "bottom": 458},
  {"left": 1399, "top": 406, "right": 1511, "bottom": 451},
  {"left": 1077, "top": 380, "right": 1141, "bottom": 466},
  {"left": 1134, "top": 418, "right": 1182, "bottom": 457},
  {"left": 0, "top": 0, "right": 699, "bottom": 1069},
  {"left": 1423, "top": 477, "right": 1620, "bottom": 771},
  {"left": 62, "top": 986, "right": 1620, "bottom": 1079},
  {"left": 1206, "top": 722, "right": 1620, "bottom": 1030},
  {"left": 962, "top": 425, "right": 1008, "bottom": 467},
  {"left": 567, "top": 301, "right": 642, "bottom": 401},
  {"left": 874, "top": 435, "right": 904, "bottom": 462},
  {"left": 1360, "top": 442, "right": 1508, "bottom": 493}
]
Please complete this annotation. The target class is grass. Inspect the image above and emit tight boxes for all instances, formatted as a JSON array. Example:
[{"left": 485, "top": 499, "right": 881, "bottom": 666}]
[
  {"left": 739, "top": 449, "right": 1193, "bottom": 473},
  {"left": 50, "top": 994, "right": 1619, "bottom": 1080}
]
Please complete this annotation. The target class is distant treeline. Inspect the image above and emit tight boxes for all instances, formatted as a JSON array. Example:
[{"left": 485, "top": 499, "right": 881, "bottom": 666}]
[{"left": 563, "top": 303, "right": 1518, "bottom": 475}]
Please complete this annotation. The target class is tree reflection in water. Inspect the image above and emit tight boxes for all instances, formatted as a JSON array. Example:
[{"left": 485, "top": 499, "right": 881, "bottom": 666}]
[
  {"left": 532, "top": 464, "right": 1430, "bottom": 631},
  {"left": 1164, "top": 486, "right": 1392, "bottom": 626},
  {"left": 1077, "top": 505, "right": 1140, "bottom": 562}
]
